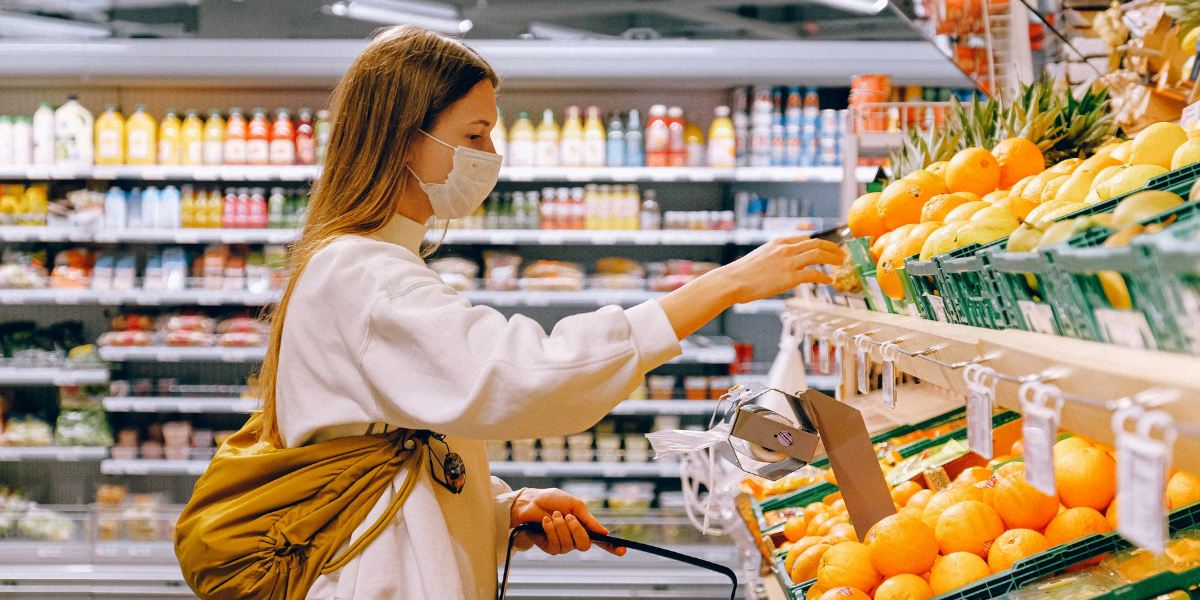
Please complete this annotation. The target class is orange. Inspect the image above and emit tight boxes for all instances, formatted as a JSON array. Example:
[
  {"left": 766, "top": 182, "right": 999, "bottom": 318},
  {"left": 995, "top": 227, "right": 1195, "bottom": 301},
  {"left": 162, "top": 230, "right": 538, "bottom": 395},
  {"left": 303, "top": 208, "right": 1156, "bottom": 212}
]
[
  {"left": 991, "top": 194, "right": 1037, "bottom": 220},
  {"left": 867, "top": 514, "right": 939, "bottom": 577},
  {"left": 1106, "top": 499, "right": 1118, "bottom": 529},
  {"left": 1018, "top": 170, "right": 1063, "bottom": 203},
  {"left": 987, "top": 529, "right": 1050, "bottom": 573},
  {"left": 824, "top": 523, "right": 859, "bottom": 546},
  {"left": 1055, "top": 447, "right": 1117, "bottom": 511},
  {"left": 807, "top": 586, "right": 826, "bottom": 600},
  {"left": 808, "top": 513, "right": 831, "bottom": 536},
  {"left": 899, "top": 506, "right": 926, "bottom": 522},
  {"left": 1053, "top": 437, "right": 1092, "bottom": 460},
  {"left": 817, "top": 542, "right": 881, "bottom": 592},
  {"left": 1044, "top": 507, "right": 1112, "bottom": 545},
  {"left": 806, "top": 502, "right": 832, "bottom": 518},
  {"left": 830, "top": 499, "right": 848, "bottom": 514},
  {"left": 871, "top": 231, "right": 895, "bottom": 262},
  {"left": 791, "top": 543, "right": 833, "bottom": 583},
  {"left": 817, "top": 587, "right": 871, "bottom": 600},
  {"left": 942, "top": 200, "right": 989, "bottom": 222},
  {"left": 993, "top": 467, "right": 1060, "bottom": 530},
  {"left": 1048, "top": 158, "right": 1083, "bottom": 175},
  {"left": 922, "top": 485, "right": 985, "bottom": 530},
  {"left": 975, "top": 476, "right": 997, "bottom": 508},
  {"left": 906, "top": 489, "right": 934, "bottom": 511},
  {"left": 993, "top": 137, "right": 1046, "bottom": 190},
  {"left": 786, "top": 536, "right": 826, "bottom": 572},
  {"left": 993, "top": 462, "right": 1024, "bottom": 480},
  {"left": 929, "top": 552, "right": 991, "bottom": 595},
  {"left": 906, "top": 221, "right": 945, "bottom": 247},
  {"left": 1167, "top": 470, "right": 1200, "bottom": 509},
  {"left": 1011, "top": 439, "right": 1024, "bottom": 456},
  {"left": 954, "top": 467, "right": 993, "bottom": 487},
  {"left": 818, "top": 515, "right": 848, "bottom": 537},
  {"left": 907, "top": 169, "right": 949, "bottom": 197},
  {"left": 877, "top": 236, "right": 924, "bottom": 300},
  {"left": 878, "top": 178, "right": 937, "bottom": 230},
  {"left": 874, "top": 574, "right": 934, "bottom": 600},
  {"left": 935, "top": 500, "right": 1005, "bottom": 557},
  {"left": 785, "top": 516, "right": 808, "bottom": 542},
  {"left": 927, "top": 161, "right": 949, "bottom": 177},
  {"left": 891, "top": 481, "right": 925, "bottom": 508},
  {"left": 983, "top": 190, "right": 1009, "bottom": 203},
  {"left": 849, "top": 192, "right": 889, "bottom": 240},
  {"left": 921, "top": 192, "right": 981, "bottom": 223},
  {"left": 946, "top": 147, "right": 1001, "bottom": 196}
]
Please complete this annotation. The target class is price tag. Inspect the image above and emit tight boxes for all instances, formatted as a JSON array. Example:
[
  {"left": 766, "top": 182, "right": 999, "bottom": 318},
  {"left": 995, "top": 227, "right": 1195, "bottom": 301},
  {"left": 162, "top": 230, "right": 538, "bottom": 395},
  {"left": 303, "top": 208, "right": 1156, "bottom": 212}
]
[
  {"left": 926, "top": 294, "right": 948, "bottom": 322},
  {"left": 689, "top": 169, "right": 717, "bottom": 182},
  {"left": 881, "top": 357, "right": 896, "bottom": 408},
  {"left": 1095, "top": 308, "right": 1158, "bottom": 350},
  {"left": 864, "top": 276, "right": 887, "bottom": 312},
  {"left": 801, "top": 331, "right": 813, "bottom": 367},
  {"left": 1019, "top": 382, "right": 1063, "bottom": 496},
  {"left": 833, "top": 343, "right": 845, "bottom": 401},
  {"left": 36, "top": 547, "right": 64, "bottom": 559},
  {"left": 1019, "top": 300, "right": 1058, "bottom": 335},
  {"left": 174, "top": 231, "right": 201, "bottom": 244},
  {"left": 158, "top": 350, "right": 182, "bottom": 363},
  {"left": 817, "top": 336, "right": 830, "bottom": 374},
  {"left": 855, "top": 335, "right": 871, "bottom": 395},
  {"left": 965, "top": 365, "right": 997, "bottom": 459},
  {"left": 1114, "top": 407, "right": 1176, "bottom": 555}
]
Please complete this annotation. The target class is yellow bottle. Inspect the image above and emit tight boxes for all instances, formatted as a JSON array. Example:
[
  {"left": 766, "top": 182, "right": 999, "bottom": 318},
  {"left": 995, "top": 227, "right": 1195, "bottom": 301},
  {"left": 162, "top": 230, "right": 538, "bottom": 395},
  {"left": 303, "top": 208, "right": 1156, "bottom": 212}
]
[
  {"left": 559, "top": 106, "right": 583, "bottom": 167},
  {"left": 180, "top": 186, "right": 195, "bottom": 228},
  {"left": 581, "top": 106, "right": 606, "bottom": 168},
  {"left": 157, "top": 108, "right": 182, "bottom": 166},
  {"left": 94, "top": 104, "right": 125, "bottom": 165},
  {"left": 706, "top": 106, "right": 736, "bottom": 169},
  {"left": 125, "top": 105, "right": 157, "bottom": 165},
  {"left": 202, "top": 109, "right": 225, "bottom": 166},
  {"left": 535, "top": 108, "right": 560, "bottom": 168},
  {"left": 180, "top": 108, "right": 204, "bottom": 166}
]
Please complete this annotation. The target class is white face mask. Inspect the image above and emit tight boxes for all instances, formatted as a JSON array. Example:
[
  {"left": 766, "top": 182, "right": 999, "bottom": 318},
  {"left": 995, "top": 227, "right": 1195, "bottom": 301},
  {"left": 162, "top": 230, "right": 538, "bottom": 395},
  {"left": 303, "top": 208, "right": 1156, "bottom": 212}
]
[{"left": 407, "top": 130, "right": 503, "bottom": 220}]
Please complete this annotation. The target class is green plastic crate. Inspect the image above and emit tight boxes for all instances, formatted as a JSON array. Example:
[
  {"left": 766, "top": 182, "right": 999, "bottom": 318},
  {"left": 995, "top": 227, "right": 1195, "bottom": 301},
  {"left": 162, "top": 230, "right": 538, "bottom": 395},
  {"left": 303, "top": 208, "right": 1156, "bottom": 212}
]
[
  {"left": 1149, "top": 219, "right": 1200, "bottom": 355},
  {"left": 904, "top": 257, "right": 958, "bottom": 323},
  {"left": 937, "top": 238, "right": 1014, "bottom": 330},
  {"left": 988, "top": 246, "right": 1075, "bottom": 336},
  {"left": 847, "top": 237, "right": 891, "bottom": 313},
  {"left": 1089, "top": 564, "right": 1200, "bottom": 600}
]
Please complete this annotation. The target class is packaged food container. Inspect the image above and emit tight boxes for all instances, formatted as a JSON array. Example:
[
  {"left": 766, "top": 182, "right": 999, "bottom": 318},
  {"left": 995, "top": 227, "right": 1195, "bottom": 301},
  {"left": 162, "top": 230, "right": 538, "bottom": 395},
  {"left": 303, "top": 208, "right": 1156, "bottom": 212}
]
[
  {"left": 510, "top": 439, "right": 537, "bottom": 463},
  {"left": 568, "top": 448, "right": 595, "bottom": 463},
  {"left": 539, "top": 437, "right": 566, "bottom": 462},
  {"left": 162, "top": 421, "right": 192, "bottom": 447},
  {"left": 567, "top": 433, "right": 594, "bottom": 450},
  {"left": 561, "top": 481, "right": 607, "bottom": 512},
  {"left": 624, "top": 434, "right": 650, "bottom": 463},
  {"left": 647, "top": 375, "right": 675, "bottom": 400},
  {"left": 684, "top": 376, "right": 709, "bottom": 400},
  {"left": 139, "top": 441, "right": 163, "bottom": 460},
  {"left": 596, "top": 434, "right": 622, "bottom": 463},
  {"left": 485, "top": 439, "right": 509, "bottom": 462},
  {"left": 110, "top": 446, "right": 137, "bottom": 460},
  {"left": 164, "top": 445, "right": 189, "bottom": 461},
  {"left": 708, "top": 376, "right": 732, "bottom": 400}
]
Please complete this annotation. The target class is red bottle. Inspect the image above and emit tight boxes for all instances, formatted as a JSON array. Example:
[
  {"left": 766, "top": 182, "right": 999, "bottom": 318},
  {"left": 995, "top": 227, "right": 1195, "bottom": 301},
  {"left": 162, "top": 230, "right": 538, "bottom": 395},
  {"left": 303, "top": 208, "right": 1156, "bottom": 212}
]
[
  {"left": 245, "top": 108, "right": 270, "bottom": 166},
  {"left": 223, "top": 109, "right": 248, "bottom": 166},
  {"left": 645, "top": 104, "right": 670, "bottom": 167},
  {"left": 222, "top": 189, "right": 238, "bottom": 228},
  {"left": 235, "top": 188, "right": 251, "bottom": 228},
  {"left": 249, "top": 188, "right": 268, "bottom": 228},
  {"left": 667, "top": 106, "right": 686, "bottom": 167},
  {"left": 295, "top": 108, "right": 316, "bottom": 166},
  {"left": 270, "top": 109, "right": 296, "bottom": 166}
]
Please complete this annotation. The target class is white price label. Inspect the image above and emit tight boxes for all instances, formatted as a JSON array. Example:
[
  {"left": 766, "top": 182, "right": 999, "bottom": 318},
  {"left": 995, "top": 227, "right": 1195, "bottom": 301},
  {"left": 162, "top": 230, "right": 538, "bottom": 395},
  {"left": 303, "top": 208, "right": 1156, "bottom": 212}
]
[
  {"left": 1019, "top": 300, "right": 1058, "bottom": 335},
  {"left": 817, "top": 337, "right": 830, "bottom": 374},
  {"left": 865, "top": 276, "right": 887, "bottom": 311},
  {"left": 158, "top": 351, "right": 182, "bottom": 363},
  {"left": 965, "top": 366, "right": 997, "bottom": 459},
  {"left": 1114, "top": 407, "right": 1176, "bottom": 555},
  {"left": 881, "top": 358, "right": 896, "bottom": 408},
  {"left": 801, "top": 332, "right": 813, "bottom": 367},
  {"left": 834, "top": 344, "right": 845, "bottom": 401},
  {"left": 173, "top": 231, "right": 201, "bottom": 244},
  {"left": 926, "top": 294, "right": 948, "bottom": 322},
  {"left": 1020, "top": 383, "right": 1062, "bottom": 496},
  {"left": 856, "top": 348, "right": 870, "bottom": 395},
  {"left": 1095, "top": 308, "right": 1158, "bottom": 350}
]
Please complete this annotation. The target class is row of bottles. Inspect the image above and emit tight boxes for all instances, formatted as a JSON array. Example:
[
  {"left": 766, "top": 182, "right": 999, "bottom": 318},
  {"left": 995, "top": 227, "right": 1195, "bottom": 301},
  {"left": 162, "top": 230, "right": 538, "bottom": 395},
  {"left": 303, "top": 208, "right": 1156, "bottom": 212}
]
[
  {"left": 492, "top": 105, "right": 735, "bottom": 169},
  {"left": 450, "top": 185, "right": 662, "bottom": 231},
  {"left": 103, "top": 185, "right": 307, "bottom": 230}
]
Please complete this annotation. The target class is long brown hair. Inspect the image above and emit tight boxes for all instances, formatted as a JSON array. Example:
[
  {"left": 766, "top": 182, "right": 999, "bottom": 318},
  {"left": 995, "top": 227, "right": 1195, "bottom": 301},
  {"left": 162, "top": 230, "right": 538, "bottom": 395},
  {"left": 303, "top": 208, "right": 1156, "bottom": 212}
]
[{"left": 257, "top": 26, "right": 498, "bottom": 446}]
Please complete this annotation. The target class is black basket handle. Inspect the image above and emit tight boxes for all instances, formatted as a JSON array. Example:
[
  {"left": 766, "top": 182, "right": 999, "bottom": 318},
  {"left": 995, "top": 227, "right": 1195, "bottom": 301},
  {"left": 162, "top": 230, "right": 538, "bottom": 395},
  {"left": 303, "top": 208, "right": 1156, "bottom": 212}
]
[{"left": 497, "top": 522, "right": 738, "bottom": 600}]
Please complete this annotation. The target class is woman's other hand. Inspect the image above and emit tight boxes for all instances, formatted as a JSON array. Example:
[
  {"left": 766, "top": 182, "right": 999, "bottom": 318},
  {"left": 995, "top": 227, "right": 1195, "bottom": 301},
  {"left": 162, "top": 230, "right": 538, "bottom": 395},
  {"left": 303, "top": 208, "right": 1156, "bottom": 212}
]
[{"left": 510, "top": 487, "right": 625, "bottom": 556}]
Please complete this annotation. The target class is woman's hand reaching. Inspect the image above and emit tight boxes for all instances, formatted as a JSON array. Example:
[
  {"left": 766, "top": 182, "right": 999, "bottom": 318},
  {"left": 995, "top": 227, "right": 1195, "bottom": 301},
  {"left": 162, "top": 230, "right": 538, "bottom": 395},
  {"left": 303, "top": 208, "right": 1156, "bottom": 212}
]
[
  {"left": 658, "top": 236, "right": 846, "bottom": 340},
  {"left": 510, "top": 487, "right": 625, "bottom": 557}
]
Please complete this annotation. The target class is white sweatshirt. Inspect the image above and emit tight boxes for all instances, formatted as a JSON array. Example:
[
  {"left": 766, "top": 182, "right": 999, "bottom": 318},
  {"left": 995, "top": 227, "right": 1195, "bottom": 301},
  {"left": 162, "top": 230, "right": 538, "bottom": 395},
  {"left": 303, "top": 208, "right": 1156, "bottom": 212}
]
[{"left": 276, "top": 215, "right": 682, "bottom": 600}]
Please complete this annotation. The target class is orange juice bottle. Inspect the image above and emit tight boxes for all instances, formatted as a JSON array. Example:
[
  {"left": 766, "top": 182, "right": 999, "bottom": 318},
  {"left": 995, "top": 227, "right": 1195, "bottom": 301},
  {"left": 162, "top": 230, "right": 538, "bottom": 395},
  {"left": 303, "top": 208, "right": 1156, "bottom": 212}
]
[
  {"left": 223, "top": 108, "right": 247, "bottom": 166},
  {"left": 158, "top": 108, "right": 182, "bottom": 165},
  {"left": 94, "top": 104, "right": 125, "bottom": 165},
  {"left": 125, "top": 105, "right": 157, "bottom": 165},
  {"left": 245, "top": 107, "right": 270, "bottom": 166}
]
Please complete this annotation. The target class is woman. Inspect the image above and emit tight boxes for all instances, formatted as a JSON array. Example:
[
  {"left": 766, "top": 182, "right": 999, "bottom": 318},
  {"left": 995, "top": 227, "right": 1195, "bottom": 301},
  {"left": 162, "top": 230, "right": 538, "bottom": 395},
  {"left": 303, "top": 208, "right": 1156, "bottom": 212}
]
[{"left": 257, "top": 26, "right": 844, "bottom": 600}]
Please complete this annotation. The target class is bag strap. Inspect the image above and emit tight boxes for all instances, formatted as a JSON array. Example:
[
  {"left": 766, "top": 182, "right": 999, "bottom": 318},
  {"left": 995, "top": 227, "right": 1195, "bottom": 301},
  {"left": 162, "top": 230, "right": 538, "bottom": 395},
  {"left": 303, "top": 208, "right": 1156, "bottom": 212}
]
[
  {"left": 496, "top": 522, "right": 738, "bottom": 600},
  {"left": 320, "top": 442, "right": 426, "bottom": 574}
]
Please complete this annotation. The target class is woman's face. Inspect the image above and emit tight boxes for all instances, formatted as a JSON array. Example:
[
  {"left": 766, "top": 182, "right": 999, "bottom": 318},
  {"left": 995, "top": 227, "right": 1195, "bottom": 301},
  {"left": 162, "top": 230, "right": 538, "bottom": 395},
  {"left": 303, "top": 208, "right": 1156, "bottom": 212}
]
[{"left": 409, "top": 79, "right": 498, "bottom": 187}]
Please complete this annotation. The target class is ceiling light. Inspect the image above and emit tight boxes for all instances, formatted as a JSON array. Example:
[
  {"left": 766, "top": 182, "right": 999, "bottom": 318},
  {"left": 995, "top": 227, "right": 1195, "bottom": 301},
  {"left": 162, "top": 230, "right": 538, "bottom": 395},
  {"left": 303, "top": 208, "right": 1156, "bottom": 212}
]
[
  {"left": 527, "top": 21, "right": 615, "bottom": 40},
  {"left": 324, "top": 0, "right": 472, "bottom": 34},
  {"left": 0, "top": 10, "right": 111, "bottom": 38},
  {"left": 807, "top": 0, "right": 890, "bottom": 15}
]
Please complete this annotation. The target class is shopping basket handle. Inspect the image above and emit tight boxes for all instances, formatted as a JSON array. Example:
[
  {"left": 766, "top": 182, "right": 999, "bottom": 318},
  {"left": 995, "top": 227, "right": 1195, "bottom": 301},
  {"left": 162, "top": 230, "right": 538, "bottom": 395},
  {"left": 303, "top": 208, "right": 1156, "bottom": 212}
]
[{"left": 496, "top": 521, "right": 738, "bottom": 600}]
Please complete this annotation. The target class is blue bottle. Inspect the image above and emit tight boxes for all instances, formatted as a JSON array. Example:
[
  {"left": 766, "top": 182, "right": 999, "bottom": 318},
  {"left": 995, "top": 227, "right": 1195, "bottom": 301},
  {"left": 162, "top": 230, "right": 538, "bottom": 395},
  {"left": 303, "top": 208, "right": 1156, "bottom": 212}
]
[
  {"left": 127, "top": 188, "right": 143, "bottom": 229},
  {"left": 104, "top": 187, "right": 127, "bottom": 230},
  {"left": 142, "top": 186, "right": 161, "bottom": 230},
  {"left": 624, "top": 109, "right": 644, "bottom": 167}
]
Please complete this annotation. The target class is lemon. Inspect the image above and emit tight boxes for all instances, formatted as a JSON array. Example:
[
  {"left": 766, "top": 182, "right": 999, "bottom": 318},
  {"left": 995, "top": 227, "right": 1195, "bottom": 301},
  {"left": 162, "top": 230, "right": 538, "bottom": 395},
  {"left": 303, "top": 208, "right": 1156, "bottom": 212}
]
[
  {"left": 1110, "top": 140, "right": 1134, "bottom": 163},
  {"left": 919, "top": 223, "right": 963, "bottom": 261},
  {"left": 1171, "top": 138, "right": 1200, "bottom": 170},
  {"left": 1096, "top": 164, "right": 1169, "bottom": 201},
  {"left": 1056, "top": 157, "right": 1121, "bottom": 204},
  {"left": 1112, "top": 190, "right": 1184, "bottom": 227},
  {"left": 970, "top": 206, "right": 1021, "bottom": 230},
  {"left": 1182, "top": 26, "right": 1200, "bottom": 55},
  {"left": 943, "top": 200, "right": 990, "bottom": 222},
  {"left": 1026, "top": 197, "right": 1078, "bottom": 229},
  {"left": 1006, "top": 224, "right": 1043, "bottom": 252},
  {"left": 955, "top": 219, "right": 1018, "bottom": 248},
  {"left": 927, "top": 161, "right": 950, "bottom": 178},
  {"left": 1047, "top": 158, "right": 1083, "bottom": 175},
  {"left": 1035, "top": 217, "right": 1089, "bottom": 249},
  {"left": 1041, "top": 175, "right": 1070, "bottom": 204},
  {"left": 1130, "top": 123, "right": 1188, "bottom": 169},
  {"left": 1093, "top": 142, "right": 1120, "bottom": 161},
  {"left": 1090, "top": 165, "right": 1127, "bottom": 191}
]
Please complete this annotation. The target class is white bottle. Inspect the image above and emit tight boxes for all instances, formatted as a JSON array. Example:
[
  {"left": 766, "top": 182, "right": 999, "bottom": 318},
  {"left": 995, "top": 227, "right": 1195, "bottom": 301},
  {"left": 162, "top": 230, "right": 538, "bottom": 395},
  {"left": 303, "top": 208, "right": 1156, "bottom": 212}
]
[
  {"left": 142, "top": 186, "right": 161, "bottom": 229},
  {"left": 0, "top": 117, "right": 13, "bottom": 164},
  {"left": 32, "top": 102, "right": 56, "bottom": 165},
  {"left": 104, "top": 187, "right": 127, "bottom": 230},
  {"left": 11, "top": 117, "right": 32, "bottom": 165},
  {"left": 54, "top": 95, "right": 94, "bottom": 166},
  {"left": 159, "top": 185, "right": 181, "bottom": 229}
]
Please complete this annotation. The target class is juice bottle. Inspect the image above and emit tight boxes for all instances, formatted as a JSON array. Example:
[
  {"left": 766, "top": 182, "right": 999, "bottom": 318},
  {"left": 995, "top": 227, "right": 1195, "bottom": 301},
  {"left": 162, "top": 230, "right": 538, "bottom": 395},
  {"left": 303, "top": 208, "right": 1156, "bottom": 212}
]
[
  {"left": 235, "top": 188, "right": 252, "bottom": 228},
  {"left": 685, "top": 121, "right": 705, "bottom": 167},
  {"left": 559, "top": 106, "right": 583, "bottom": 167},
  {"left": 268, "top": 187, "right": 286, "bottom": 228},
  {"left": 490, "top": 107, "right": 507, "bottom": 164},
  {"left": 208, "top": 188, "right": 223, "bottom": 228},
  {"left": 246, "top": 108, "right": 270, "bottom": 166},
  {"left": 644, "top": 105, "right": 669, "bottom": 167},
  {"left": 249, "top": 187, "right": 268, "bottom": 228},
  {"left": 605, "top": 112, "right": 624, "bottom": 168},
  {"left": 581, "top": 106, "right": 606, "bottom": 168},
  {"left": 179, "top": 108, "right": 203, "bottom": 166},
  {"left": 55, "top": 95, "right": 94, "bottom": 166},
  {"left": 124, "top": 105, "right": 157, "bottom": 165},
  {"left": 158, "top": 108, "right": 182, "bottom": 166},
  {"left": 94, "top": 104, "right": 125, "bottom": 165},
  {"left": 221, "top": 188, "right": 237, "bottom": 228},
  {"left": 314, "top": 109, "right": 332, "bottom": 165},
  {"left": 534, "top": 108, "right": 559, "bottom": 168},
  {"left": 223, "top": 108, "right": 248, "bottom": 165},
  {"left": 624, "top": 109, "right": 644, "bottom": 167},
  {"left": 181, "top": 185, "right": 195, "bottom": 228},
  {"left": 269, "top": 108, "right": 296, "bottom": 166},
  {"left": 203, "top": 109, "right": 225, "bottom": 166},
  {"left": 32, "top": 102, "right": 55, "bottom": 166},
  {"left": 295, "top": 108, "right": 315, "bottom": 166},
  {"left": 506, "top": 110, "right": 535, "bottom": 168},
  {"left": 666, "top": 106, "right": 686, "bottom": 167},
  {"left": 707, "top": 106, "right": 736, "bottom": 169}
]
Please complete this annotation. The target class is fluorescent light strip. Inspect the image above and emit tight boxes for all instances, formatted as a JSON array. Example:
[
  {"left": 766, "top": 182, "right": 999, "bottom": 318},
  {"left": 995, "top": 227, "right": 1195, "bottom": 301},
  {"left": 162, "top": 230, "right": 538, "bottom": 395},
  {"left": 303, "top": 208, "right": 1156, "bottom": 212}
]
[
  {"left": 0, "top": 10, "right": 111, "bottom": 38},
  {"left": 326, "top": 1, "right": 471, "bottom": 34}
]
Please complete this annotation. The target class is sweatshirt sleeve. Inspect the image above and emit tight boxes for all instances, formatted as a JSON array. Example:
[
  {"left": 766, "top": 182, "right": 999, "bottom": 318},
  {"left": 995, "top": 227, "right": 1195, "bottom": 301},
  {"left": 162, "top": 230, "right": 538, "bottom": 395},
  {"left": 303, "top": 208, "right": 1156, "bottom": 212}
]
[
  {"left": 358, "top": 274, "right": 681, "bottom": 440},
  {"left": 492, "top": 477, "right": 523, "bottom": 562}
]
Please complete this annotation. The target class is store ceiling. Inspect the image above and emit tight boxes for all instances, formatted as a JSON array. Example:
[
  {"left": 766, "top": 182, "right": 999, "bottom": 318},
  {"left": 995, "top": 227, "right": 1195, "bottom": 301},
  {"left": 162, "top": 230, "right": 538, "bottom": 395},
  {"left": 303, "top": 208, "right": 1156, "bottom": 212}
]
[{"left": 0, "top": 0, "right": 927, "bottom": 41}]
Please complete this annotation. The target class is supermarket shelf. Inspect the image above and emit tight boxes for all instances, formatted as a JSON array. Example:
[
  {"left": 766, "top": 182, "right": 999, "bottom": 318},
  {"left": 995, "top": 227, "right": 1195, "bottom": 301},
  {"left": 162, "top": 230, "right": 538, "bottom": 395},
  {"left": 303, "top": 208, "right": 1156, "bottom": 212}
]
[
  {"left": 0, "top": 366, "right": 109, "bottom": 386},
  {"left": 97, "top": 346, "right": 266, "bottom": 363},
  {"left": 489, "top": 461, "right": 680, "bottom": 478},
  {"left": 0, "top": 288, "right": 282, "bottom": 306},
  {"left": 462, "top": 289, "right": 662, "bottom": 307},
  {"left": 791, "top": 299, "right": 1200, "bottom": 474},
  {"left": 0, "top": 446, "right": 107, "bottom": 461},
  {"left": 100, "top": 459, "right": 208, "bottom": 476},
  {"left": 101, "top": 396, "right": 260, "bottom": 414},
  {"left": 609, "top": 400, "right": 721, "bottom": 415}
]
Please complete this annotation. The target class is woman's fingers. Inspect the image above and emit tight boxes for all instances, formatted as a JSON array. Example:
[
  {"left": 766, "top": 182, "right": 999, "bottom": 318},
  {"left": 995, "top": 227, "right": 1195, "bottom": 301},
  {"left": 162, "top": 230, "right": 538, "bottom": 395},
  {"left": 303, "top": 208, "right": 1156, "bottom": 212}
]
[
  {"left": 596, "top": 541, "right": 628, "bottom": 557},
  {"left": 541, "top": 517, "right": 562, "bottom": 554},
  {"left": 793, "top": 268, "right": 834, "bottom": 285},
  {"left": 794, "top": 247, "right": 846, "bottom": 268},
  {"left": 549, "top": 512, "right": 574, "bottom": 554},
  {"left": 565, "top": 515, "right": 592, "bottom": 552},
  {"left": 568, "top": 499, "right": 608, "bottom": 535}
]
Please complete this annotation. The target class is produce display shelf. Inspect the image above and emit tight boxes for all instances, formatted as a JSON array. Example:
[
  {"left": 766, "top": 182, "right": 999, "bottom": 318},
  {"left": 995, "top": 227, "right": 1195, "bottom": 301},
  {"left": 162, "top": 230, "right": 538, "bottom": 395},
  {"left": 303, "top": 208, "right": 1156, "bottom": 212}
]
[
  {"left": 488, "top": 460, "right": 680, "bottom": 478},
  {"left": 96, "top": 346, "right": 267, "bottom": 363},
  {"left": 100, "top": 459, "right": 209, "bottom": 476},
  {"left": 0, "top": 164, "right": 873, "bottom": 184},
  {"left": 608, "top": 400, "right": 722, "bottom": 416},
  {"left": 0, "top": 366, "right": 109, "bottom": 386},
  {"left": 101, "top": 396, "right": 261, "bottom": 414},
  {"left": 0, "top": 446, "right": 107, "bottom": 461}
]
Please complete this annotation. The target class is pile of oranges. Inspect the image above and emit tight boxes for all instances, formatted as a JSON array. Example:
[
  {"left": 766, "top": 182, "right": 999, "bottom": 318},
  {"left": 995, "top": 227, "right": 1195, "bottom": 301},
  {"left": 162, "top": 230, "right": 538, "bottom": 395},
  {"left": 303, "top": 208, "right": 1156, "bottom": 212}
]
[{"left": 779, "top": 435, "right": 1200, "bottom": 600}]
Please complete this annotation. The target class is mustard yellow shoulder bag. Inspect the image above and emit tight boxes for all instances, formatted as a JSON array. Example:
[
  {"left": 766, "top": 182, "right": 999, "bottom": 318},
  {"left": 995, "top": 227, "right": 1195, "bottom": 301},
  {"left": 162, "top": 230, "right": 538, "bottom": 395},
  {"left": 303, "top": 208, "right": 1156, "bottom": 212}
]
[{"left": 174, "top": 413, "right": 424, "bottom": 600}]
